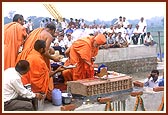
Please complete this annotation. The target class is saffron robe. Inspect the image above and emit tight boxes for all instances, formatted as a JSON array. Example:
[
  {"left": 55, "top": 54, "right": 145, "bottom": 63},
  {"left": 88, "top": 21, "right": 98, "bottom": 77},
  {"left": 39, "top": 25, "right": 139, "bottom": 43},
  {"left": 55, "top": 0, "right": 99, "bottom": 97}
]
[
  {"left": 4, "top": 22, "right": 27, "bottom": 70},
  {"left": 16, "top": 28, "right": 54, "bottom": 100},
  {"left": 22, "top": 49, "right": 50, "bottom": 94},
  {"left": 62, "top": 36, "right": 99, "bottom": 83}
]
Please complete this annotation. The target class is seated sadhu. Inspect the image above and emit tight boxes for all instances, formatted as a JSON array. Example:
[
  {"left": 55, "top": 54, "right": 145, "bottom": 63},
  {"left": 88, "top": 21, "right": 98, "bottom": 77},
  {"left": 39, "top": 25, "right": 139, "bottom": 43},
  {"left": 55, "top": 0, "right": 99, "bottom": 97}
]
[
  {"left": 21, "top": 40, "right": 65, "bottom": 101},
  {"left": 62, "top": 33, "right": 106, "bottom": 84},
  {"left": 16, "top": 22, "right": 62, "bottom": 101}
]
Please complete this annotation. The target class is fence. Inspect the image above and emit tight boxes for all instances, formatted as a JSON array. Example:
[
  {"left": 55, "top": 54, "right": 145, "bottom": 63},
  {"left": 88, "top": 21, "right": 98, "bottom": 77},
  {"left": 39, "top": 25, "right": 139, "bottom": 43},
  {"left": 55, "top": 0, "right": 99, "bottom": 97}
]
[{"left": 150, "top": 31, "right": 164, "bottom": 62}]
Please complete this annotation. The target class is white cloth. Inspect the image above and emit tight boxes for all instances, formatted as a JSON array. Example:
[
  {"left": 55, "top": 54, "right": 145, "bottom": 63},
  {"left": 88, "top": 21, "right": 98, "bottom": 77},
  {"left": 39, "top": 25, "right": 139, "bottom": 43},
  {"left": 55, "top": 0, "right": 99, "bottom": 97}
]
[{"left": 3, "top": 68, "right": 36, "bottom": 102}]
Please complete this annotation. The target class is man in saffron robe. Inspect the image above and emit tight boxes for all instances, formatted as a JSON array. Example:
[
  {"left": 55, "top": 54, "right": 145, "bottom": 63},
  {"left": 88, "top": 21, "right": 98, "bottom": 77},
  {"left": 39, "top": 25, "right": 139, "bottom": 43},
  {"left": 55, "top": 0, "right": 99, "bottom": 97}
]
[
  {"left": 4, "top": 14, "right": 27, "bottom": 70},
  {"left": 22, "top": 40, "right": 65, "bottom": 100},
  {"left": 16, "top": 22, "right": 61, "bottom": 100},
  {"left": 62, "top": 34, "right": 106, "bottom": 83},
  {"left": 16, "top": 22, "right": 60, "bottom": 67}
]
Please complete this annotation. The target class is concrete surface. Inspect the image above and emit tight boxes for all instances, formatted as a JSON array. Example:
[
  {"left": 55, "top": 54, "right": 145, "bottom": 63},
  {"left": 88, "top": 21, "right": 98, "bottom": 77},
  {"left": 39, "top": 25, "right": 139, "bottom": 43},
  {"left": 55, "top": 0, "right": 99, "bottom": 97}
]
[
  {"left": 39, "top": 56, "right": 165, "bottom": 112},
  {"left": 95, "top": 45, "right": 157, "bottom": 63},
  {"left": 41, "top": 87, "right": 164, "bottom": 112}
]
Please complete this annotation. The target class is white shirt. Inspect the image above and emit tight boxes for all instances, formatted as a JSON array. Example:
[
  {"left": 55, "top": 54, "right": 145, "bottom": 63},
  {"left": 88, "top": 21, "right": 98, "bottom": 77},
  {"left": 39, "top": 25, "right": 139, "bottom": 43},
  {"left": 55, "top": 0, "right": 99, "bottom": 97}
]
[
  {"left": 114, "top": 20, "right": 123, "bottom": 26},
  {"left": 116, "top": 27, "right": 126, "bottom": 38},
  {"left": 138, "top": 20, "right": 147, "bottom": 34},
  {"left": 80, "top": 21, "right": 85, "bottom": 28},
  {"left": 54, "top": 39, "right": 66, "bottom": 48},
  {"left": 144, "top": 77, "right": 160, "bottom": 88},
  {"left": 126, "top": 28, "right": 134, "bottom": 37},
  {"left": 64, "top": 39, "right": 73, "bottom": 48},
  {"left": 3, "top": 68, "right": 35, "bottom": 102},
  {"left": 23, "top": 23, "right": 28, "bottom": 29},
  {"left": 27, "top": 22, "right": 33, "bottom": 31},
  {"left": 123, "top": 20, "right": 129, "bottom": 28},
  {"left": 40, "top": 21, "right": 45, "bottom": 28},
  {"left": 61, "top": 21, "right": 68, "bottom": 29},
  {"left": 133, "top": 28, "right": 141, "bottom": 34},
  {"left": 144, "top": 35, "right": 153, "bottom": 42}
]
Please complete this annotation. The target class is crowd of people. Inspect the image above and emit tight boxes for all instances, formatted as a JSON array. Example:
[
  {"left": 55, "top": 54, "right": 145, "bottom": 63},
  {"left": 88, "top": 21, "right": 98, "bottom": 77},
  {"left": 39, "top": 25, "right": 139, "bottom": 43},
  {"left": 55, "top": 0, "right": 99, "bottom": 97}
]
[
  {"left": 3, "top": 14, "right": 161, "bottom": 111},
  {"left": 36, "top": 16, "right": 156, "bottom": 51}
]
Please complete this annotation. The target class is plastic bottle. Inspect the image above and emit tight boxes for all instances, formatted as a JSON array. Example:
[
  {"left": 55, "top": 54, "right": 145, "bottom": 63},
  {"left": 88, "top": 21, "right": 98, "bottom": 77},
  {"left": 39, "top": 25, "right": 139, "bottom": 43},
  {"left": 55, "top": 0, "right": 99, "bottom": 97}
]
[{"left": 52, "top": 88, "right": 62, "bottom": 106}]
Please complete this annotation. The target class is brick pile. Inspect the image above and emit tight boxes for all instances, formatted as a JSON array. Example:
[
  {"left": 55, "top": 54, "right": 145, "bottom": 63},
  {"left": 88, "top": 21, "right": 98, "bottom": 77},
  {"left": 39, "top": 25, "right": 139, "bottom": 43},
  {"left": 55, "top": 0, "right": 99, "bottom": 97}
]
[{"left": 67, "top": 75, "right": 132, "bottom": 96}]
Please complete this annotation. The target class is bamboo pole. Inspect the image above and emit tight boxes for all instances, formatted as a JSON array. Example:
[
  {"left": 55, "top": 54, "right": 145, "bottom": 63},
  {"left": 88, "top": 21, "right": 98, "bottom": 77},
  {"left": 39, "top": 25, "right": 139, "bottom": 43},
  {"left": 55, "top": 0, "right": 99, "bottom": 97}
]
[{"left": 158, "top": 31, "right": 162, "bottom": 62}]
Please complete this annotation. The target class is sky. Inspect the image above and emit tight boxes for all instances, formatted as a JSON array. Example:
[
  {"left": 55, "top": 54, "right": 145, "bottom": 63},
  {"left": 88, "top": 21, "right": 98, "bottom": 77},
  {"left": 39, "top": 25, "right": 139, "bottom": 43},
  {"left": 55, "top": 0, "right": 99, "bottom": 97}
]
[{"left": 2, "top": 2, "right": 166, "bottom": 21}]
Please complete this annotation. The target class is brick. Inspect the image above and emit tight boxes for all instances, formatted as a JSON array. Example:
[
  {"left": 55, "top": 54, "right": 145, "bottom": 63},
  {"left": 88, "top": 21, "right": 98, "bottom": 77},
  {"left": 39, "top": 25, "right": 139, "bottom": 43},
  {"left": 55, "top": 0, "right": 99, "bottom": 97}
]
[
  {"left": 60, "top": 104, "right": 76, "bottom": 111},
  {"left": 133, "top": 81, "right": 144, "bottom": 87},
  {"left": 153, "top": 86, "right": 164, "bottom": 92},
  {"left": 130, "top": 91, "right": 143, "bottom": 97},
  {"left": 97, "top": 97, "right": 111, "bottom": 103},
  {"left": 67, "top": 76, "right": 132, "bottom": 96}
]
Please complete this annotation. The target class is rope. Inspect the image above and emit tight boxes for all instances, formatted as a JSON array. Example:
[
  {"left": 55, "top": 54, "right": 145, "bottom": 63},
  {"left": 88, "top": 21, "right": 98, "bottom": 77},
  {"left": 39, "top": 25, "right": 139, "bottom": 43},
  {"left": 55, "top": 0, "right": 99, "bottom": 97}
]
[
  {"left": 134, "top": 95, "right": 146, "bottom": 111},
  {"left": 157, "top": 94, "right": 164, "bottom": 111},
  {"left": 139, "top": 96, "right": 146, "bottom": 111},
  {"left": 134, "top": 95, "right": 140, "bottom": 111},
  {"left": 104, "top": 101, "right": 114, "bottom": 111}
]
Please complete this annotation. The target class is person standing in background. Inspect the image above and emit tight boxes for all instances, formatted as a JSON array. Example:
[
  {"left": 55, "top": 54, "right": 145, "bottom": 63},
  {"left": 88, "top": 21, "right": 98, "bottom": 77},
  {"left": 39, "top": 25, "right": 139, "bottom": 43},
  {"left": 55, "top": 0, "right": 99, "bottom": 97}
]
[
  {"left": 4, "top": 14, "right": 27, "bottom": 70},
  {"left": 27, "top": 19, "right": 34, "bottom": 34},
  {"left": 138, "top": 17, "right": 147, "bottom": 44}
]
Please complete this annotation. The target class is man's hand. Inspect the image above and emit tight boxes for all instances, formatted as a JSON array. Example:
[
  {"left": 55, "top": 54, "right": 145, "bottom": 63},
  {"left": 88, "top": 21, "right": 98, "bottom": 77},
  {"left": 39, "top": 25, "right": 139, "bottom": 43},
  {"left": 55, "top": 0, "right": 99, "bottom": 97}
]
[
  {"left": 52, "top": 55, "right": 63, "bottom": 62},
  {"left": 91, "top": 57, "right": 96, "bottom": 62},
  {"left": 49, "top": 47, "right": 55, "bottom": 55},
  {"left": 56, "top": 65, "right": 66, "bottom": 72},
  {"left": 35, "top": 93, "right": 45, "bottom": 100},
  {"left": 147, "top": 74, "right": 152, "bottom": 79}
]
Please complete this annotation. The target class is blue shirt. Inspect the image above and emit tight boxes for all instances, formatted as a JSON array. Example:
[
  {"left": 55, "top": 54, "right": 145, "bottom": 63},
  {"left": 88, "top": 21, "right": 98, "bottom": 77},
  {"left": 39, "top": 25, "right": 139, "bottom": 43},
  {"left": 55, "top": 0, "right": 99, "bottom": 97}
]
[
  {"left": 65, "top": 28, "right": 73, "bottom": 34},
  {"left": 158, "top": 78, "right": 164, "bottom": 86}
]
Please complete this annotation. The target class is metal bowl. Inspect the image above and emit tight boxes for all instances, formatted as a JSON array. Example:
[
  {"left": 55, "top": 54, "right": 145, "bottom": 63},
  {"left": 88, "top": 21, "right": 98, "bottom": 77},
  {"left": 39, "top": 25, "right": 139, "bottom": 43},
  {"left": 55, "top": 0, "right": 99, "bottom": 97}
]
[{"left": 62, "top": 93, "right": 72, "bottom": 104}]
